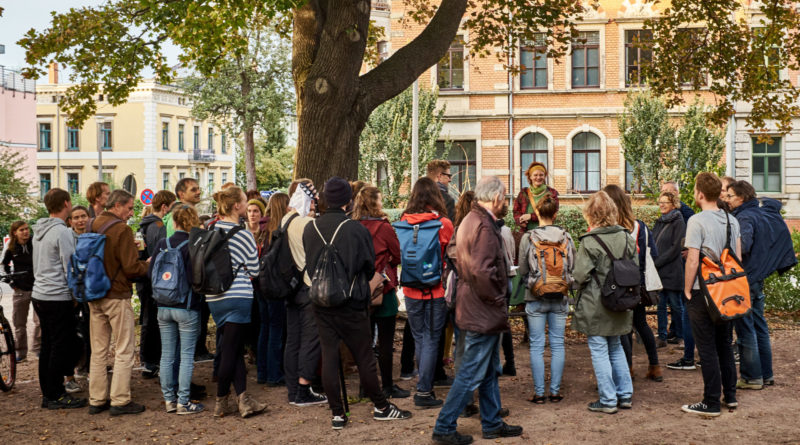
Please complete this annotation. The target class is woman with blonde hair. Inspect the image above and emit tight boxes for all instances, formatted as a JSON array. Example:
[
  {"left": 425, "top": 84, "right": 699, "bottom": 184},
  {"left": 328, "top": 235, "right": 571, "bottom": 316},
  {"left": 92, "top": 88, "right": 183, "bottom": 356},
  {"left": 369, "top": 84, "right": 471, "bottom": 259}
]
[{"left": 572, "top": 191, "right": 636, "bottom": 414}]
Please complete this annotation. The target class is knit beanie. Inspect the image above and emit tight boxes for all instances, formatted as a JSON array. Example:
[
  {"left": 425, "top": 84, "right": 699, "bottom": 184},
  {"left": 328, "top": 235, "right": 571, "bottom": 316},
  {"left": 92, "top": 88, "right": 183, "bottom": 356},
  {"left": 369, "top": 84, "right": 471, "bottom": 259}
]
[{"left": 323, "top": 176, "right": 352, "bottom": 209}]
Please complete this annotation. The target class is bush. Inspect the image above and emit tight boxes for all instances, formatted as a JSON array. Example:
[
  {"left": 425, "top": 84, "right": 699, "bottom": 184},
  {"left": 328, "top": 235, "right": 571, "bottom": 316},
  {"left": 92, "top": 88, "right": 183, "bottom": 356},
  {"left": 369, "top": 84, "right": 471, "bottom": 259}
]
[
  {"left": 763, "top": 229, "right": 800, "bottom": 312},
  {"left": 554, "top": 205, "right": 660, "bottom": 248}
]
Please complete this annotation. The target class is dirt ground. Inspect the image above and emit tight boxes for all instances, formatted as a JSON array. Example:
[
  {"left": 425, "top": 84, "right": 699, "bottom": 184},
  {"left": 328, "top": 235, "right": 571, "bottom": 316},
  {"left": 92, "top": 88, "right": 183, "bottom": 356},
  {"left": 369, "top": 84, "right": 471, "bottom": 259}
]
[{"left": 1, "top": 316, "right": 800, "bottom": 445}]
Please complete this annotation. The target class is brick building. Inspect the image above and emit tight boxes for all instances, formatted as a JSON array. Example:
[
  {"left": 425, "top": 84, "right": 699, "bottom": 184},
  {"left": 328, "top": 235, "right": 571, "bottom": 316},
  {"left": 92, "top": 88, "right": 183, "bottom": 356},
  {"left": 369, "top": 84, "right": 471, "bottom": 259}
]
[{"left": 379, "top": 0, "right": 800, "bottom": 219}]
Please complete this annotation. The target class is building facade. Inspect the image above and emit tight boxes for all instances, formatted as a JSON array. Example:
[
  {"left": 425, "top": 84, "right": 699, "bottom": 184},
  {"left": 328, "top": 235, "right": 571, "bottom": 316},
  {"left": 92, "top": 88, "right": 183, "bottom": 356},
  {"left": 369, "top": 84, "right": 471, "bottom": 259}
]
[
  {"left": 36, "top": 67, "right": 234, "bottom": 200},
  {"left": 384, "top": 0, "right": 800, "bottom": 219},
  {"left": 0, "top": 65, "right": 37, "bottom": 194}
]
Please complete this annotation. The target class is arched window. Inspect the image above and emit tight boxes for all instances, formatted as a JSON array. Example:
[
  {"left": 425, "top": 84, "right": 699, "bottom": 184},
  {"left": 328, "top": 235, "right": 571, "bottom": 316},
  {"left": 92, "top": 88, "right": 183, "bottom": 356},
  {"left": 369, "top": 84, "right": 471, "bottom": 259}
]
[
  {"left": 572, "top": 132, "right": 601, "bottom": 193},
  {"left": 520, "top": 132, "right": 548, "bottom": 189},
  {"left": 122, "top": 174, "right": 137, "bottom": 197}
]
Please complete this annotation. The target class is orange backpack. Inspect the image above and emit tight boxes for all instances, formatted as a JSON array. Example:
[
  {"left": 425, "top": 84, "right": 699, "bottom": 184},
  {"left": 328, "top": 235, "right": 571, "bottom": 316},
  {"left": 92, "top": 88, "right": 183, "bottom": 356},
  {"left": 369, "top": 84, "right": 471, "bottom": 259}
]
[
  {"left": 697, "top": 212, "right": 751, "bottom": 323},
  {"left": 530, "top": 239, "right": 570, "bottom": 298}
]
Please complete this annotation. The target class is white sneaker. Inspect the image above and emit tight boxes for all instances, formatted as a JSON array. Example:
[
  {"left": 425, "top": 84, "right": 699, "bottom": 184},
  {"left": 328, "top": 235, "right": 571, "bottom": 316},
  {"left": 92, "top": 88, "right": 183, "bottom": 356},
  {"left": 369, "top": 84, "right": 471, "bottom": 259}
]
[
  {"left": 165, "top": 401, "right": 178, "bottom": 413},
  {"left": 64, "top": 380, "right": 82, "bottom": 394}
]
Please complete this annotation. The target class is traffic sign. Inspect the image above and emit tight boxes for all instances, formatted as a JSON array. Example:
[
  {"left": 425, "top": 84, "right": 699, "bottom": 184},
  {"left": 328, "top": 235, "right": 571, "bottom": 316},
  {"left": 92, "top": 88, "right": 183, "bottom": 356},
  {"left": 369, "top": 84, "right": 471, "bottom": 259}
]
[
  {"left": 260, "top": 190, "right": 273, "bottom": 200},
  {"left": 140, "top": 188, "right": 155, "bottom": 206}
]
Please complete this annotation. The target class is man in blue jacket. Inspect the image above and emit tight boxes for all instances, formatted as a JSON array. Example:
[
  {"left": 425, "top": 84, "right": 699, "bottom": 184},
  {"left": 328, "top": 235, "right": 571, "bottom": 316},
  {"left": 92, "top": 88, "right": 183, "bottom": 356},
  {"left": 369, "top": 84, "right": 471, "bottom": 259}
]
[{"left": 725, "top": 180, "right": 797, "bottom": 390}]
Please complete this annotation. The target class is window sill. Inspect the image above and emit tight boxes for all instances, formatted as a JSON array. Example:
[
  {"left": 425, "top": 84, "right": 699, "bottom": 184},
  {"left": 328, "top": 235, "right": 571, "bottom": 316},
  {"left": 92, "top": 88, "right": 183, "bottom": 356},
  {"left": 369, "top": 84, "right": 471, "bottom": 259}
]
[{"left": 38, "top": 149, "right": 52, "bottom": 152}]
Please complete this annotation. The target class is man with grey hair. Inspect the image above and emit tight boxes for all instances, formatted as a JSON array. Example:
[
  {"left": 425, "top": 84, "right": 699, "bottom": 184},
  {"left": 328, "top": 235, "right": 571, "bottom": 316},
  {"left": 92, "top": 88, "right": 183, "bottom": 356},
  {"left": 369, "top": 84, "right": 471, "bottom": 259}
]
[
  {"left": 661, "top": 181, "right": 695, "bottom": 224},
  {"left": 87, "top": 189, "right": 149, "bottom": 416},
  {"left": 432, "top": 176, "right": 522, "bottom": 445}
]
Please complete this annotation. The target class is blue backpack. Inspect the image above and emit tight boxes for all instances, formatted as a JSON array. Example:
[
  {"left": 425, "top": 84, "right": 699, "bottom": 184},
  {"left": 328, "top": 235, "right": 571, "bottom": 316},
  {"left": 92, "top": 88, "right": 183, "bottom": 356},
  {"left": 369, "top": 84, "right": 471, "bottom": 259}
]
[
  {"left": 68, "top": 218, "right": 123, "bottom": 303},
  {"left": 151, "top": 237, "right": 191, "bottom": 306},
  {"left": 393, "top": 218, "right": 443, "bottom": 290}
]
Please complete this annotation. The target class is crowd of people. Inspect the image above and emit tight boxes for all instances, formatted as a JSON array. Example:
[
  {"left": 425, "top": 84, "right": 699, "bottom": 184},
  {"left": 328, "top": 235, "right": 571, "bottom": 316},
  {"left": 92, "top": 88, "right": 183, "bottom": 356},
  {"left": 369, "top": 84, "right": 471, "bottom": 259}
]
[{"left": 0, "top": 159, "right": 796, "bottom": 445}]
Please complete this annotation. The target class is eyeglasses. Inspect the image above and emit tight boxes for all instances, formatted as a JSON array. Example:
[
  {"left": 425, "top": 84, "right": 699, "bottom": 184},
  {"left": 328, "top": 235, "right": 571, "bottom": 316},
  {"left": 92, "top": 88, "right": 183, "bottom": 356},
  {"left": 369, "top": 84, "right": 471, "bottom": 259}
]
[
  {"left": 657, "top": 201, "right": 672, "bottom": 205},
  {"left": 441, "top": 172, "right": 452, "bottom": 178}
]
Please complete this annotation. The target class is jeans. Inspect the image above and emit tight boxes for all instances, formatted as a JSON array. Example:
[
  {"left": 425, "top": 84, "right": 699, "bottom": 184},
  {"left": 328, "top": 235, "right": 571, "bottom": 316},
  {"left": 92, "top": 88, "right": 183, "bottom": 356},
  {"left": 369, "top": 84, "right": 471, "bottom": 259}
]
[
  {"left": 734, "top": 280, "right": 772, "bottom": 381},
  {"left": 587, "top": 336, "right": 633, "bottom": 406},
  {"left": 681, "top": 293, "right": 696, "bottom": 362},
  {"left": 157, "top": 307, "right": 200, "bottom": 405},
  {"left": 404, "top": 297, "right": 448, "bottom": 393},
  {"left": 525, "top": 300, "right": 567, "bottom": 396},
  {"left": 257, "top": 298, "right": 286, "bottom": 384},
  {"left": 433, "top": 331, "right": 502, "bottom": 435},
  {"left": 688, "top": 290, "right": 736, "bottom": 409},
  {"left": 657, "top": 289, "right": 684, "bottom": 341}
]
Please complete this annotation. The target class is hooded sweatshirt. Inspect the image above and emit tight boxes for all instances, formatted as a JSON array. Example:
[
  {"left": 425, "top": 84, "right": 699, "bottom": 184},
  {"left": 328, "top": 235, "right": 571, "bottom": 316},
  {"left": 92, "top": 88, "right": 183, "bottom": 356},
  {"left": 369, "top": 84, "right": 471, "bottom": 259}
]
[
  {"left": 31, "top": 217, "right": 75, "bottom": 302},
  {"left": 399, "top": 211, "right": 454, "bottom": 300},
  {"left": 139, "top": 213, "right": 166, "bottom": 259},
  {"left": 2, "top": 239, "right": 34, "bottom": 291},
  {"left": 517, "top": 225, "right": 576, "bottom": 302}
]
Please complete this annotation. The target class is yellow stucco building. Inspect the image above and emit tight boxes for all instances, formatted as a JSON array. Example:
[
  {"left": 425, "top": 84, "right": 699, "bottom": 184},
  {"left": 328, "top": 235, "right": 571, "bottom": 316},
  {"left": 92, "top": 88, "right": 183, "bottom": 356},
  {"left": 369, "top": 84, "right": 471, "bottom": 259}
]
[{"left": 35, "top": 66, "right": 234, "bottom": 200}]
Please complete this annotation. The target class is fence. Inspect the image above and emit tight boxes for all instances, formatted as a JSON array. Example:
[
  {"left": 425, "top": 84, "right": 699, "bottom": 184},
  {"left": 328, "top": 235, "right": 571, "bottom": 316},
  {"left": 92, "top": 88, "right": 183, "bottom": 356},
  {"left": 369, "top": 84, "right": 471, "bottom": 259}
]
[{"left": 0, "top": 65, "right": 36, "bottom": 95}]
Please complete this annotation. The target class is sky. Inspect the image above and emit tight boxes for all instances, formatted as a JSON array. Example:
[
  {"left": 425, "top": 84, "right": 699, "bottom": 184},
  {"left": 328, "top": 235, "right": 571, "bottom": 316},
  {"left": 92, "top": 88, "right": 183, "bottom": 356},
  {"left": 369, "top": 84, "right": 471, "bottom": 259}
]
[{"left": 0, "top": 0, "right": 181, "bottom": 82}]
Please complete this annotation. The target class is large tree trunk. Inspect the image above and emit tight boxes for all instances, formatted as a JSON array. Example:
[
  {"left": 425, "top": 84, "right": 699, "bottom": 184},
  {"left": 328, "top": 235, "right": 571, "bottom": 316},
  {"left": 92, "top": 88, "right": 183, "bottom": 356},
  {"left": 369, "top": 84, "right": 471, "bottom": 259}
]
[{"left": 292, "top": 0, "right": 468, "bottom": 187}]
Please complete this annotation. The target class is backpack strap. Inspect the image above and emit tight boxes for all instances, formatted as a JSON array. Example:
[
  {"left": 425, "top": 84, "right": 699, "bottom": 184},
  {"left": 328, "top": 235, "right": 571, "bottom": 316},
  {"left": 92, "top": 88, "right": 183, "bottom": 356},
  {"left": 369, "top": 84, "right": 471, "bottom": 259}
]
[
  {"left": 96, "top": 218, "right": 123, "bottom": 235},
  {"left": 313, "top": 219, "right": 349, "bottom": 245},
  {"left": 282, "top": 213, "right": 300, "bottom": 232},
  {"left": 589, "top": 234, "right": 618, "bottom": 261}
]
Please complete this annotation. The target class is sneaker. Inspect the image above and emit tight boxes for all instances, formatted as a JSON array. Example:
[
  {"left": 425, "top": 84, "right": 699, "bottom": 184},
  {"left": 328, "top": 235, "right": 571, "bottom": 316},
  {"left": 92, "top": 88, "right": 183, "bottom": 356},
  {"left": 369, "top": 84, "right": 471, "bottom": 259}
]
[
  {"left": 459, "top": 404, "right": 479, "bottom": 418},
  {"left": 64, "top": 380, "right": 82, "bottom": 394},
  {"left": 177, "top": 402, "right": 205, "bottom": 415},
  {"left": 432, "top": 431, "right": 474, "bottom": 445},
  {"left": 655, "top": 338, "right": 668, "bottom": 348},
  {"left": 736, "top": 378, "right": 764, "bottom": 390},
  {"left": 618, "top": 397, "right": 632, "bottom": 409},
  {"left": 142, "top": 366, "right": 159, "bottom": 379},
  {"left": 666, "top": 358, "right": 696, "bottom": 370},
  {"left": 110, "top": 401, "right": 146, "bottom": 416},
  {"left": 482, "top": 422, "right": 523, "bottom": 439},
  {"left": 88, "top": 401, "right": 110, "bottom": 415},
  {"left": 48, "top": 394, "right": 88, "bottom": 410},
  {"left": 414, "top": 392, "right": 443, "bottom": 409},
  {"left": 331, "top": 415, "right": 348, "bottom": 430},
  {"left": 165, "top": 401, "right": 178, "bottom": 413},
  {"left": 724, "top": 397, "right": 738, "bottom": 409},
  {"left": 733, "top": 349, "right": 740, "bottom": 365},
  {"left": 384, "top": 384, "right": 411, "bottom": 399},
  {"left": 265, "top": 380, "right": 286, "bottom": 388},
  {"left": 41, "top": 397, "right": 49, "bottom": 409},
  {"left": 374, "top": 402, "right": 413, "bottom": 421},
  {"left": 399, "top": 370, "right": 418, "bottom": 381},
  {"left": 587, "top": 400, "right": 618, "bottom": 414},
  {"left": 681, "top": 402, "right": 721, "bottom": 417},
  {"left": 498, "top": 407, "right": 510, "bottom": 418},
  {"left": 764, "top": 378, "right": 775, "bottom": 386},
  {"left": 293, "top": 387, "right": 327, "bottom": 406},
  {"left": 433, "top": 376, "right": 454, "bottom": 387},
  {"left": 15, "top": 355, "right": 26, "bottom": 363},
  {"left": 667, "top": 336, "right": 681, "bottom": 344}
]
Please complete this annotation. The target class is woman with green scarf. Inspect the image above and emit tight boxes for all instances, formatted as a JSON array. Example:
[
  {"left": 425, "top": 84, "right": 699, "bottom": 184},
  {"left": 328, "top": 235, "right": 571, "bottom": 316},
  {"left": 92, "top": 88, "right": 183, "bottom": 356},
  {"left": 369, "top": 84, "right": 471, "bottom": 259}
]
[{"left": 513, "top": 162, "right": 560, "bottom": 233}]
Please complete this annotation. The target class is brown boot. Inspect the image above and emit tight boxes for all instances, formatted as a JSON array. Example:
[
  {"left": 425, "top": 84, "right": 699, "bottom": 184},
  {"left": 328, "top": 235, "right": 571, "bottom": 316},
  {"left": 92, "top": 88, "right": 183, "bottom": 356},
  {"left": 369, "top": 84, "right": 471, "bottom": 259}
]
[
  {"left": 213, "top": 393, "right": 237, "bottom": 417},
  {"left": 238, "top": 391, "right": 267, "bottom": 418},
  {"left": 646, "top": 365, "right": 663, "bottom": 382}
]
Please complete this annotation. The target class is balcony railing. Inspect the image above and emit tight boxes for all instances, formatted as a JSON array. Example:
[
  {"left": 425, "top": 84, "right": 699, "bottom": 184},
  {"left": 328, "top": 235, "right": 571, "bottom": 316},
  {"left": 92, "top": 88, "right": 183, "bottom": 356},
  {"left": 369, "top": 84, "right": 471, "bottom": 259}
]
[
  {"left": 190, "top": 149, "right": 215, "bottom": 163},
  {"left": 372, "top": 0, "right": 390, "bottom": 12},
  {"left": 0, "top": 65, "right": 36, "bottom": 94}
]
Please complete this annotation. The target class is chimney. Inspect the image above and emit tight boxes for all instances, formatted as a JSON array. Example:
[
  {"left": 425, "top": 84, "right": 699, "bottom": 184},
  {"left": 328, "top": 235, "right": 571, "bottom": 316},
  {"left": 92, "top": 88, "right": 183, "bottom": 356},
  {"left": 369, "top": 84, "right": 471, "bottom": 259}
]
[{"left": 48, "top": 62, "right": 59, "bottom": 84}]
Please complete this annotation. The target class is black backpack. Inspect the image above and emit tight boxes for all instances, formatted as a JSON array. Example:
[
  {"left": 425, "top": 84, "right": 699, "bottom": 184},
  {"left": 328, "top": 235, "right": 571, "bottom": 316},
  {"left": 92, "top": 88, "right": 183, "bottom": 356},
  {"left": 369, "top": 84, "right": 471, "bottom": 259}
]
[
  {"left": 257, "top": 213, "right": 304, "bottom": 301},
  {"left": 188, "top": 225, "right": 243, "bottom": 295},
  {"left": 308, "top": 219, "right": 354, "bottom": 308},
  {"left": 589, "top": 234, "right": 641, "bottom": 312}
]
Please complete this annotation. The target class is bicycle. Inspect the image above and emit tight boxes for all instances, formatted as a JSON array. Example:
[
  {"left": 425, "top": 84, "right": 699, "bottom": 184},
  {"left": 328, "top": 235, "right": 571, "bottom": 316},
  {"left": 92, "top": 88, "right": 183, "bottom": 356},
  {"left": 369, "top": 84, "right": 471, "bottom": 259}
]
[{"left": 0, "top": 271, "right": 24, "bottom": 392}]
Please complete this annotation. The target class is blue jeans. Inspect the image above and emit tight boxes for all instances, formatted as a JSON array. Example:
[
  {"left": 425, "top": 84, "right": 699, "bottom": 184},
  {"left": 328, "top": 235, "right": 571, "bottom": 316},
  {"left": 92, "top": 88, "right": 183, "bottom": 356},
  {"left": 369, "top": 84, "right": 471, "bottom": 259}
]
[
  {"left": 433, "top": 331, "right": 502, "bottom": 435},
  {"left": 681, "top": 293, "right": 696, "bottom": 361},
  {"left": 587, "top": 336, "right": 633, "bottom": 406},
  {"left": 525, "top": 300, "right": 567, "bottom": 396},
  {"left": 734, "top": 280, "right": 772, "bottom": 381},
  {"left": 657, "top": 289, "right": 684, "bottom": 341},
  {"left": 158, "top": 307, "right": 200, "bottom": 405},
  {"left": 405, "top": 297, "right": 448, "bottom": 393},
  {"left": 257, "top": 298, "right": 286, "bottom": 384}
]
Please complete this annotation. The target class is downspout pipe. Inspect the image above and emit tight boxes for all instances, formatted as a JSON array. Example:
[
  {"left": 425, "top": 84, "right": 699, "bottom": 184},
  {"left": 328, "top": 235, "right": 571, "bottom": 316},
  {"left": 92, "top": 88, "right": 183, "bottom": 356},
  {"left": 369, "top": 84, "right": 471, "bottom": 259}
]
[{"left": 507, "top": 15, "right": 514, "bottom": 204}]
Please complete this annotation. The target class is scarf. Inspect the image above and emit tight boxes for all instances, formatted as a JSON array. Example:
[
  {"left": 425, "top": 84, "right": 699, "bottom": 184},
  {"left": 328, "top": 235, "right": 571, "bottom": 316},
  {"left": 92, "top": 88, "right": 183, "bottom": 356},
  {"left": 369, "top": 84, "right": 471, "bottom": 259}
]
[{"left": 526, "top": 184, "right": 548, "bottom": 209}]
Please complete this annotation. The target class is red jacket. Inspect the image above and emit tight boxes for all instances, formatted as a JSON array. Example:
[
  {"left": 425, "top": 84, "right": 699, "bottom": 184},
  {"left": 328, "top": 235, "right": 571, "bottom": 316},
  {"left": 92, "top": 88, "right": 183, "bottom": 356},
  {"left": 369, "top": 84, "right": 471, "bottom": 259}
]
[
  {"left": 359, "top": 218, "right": 401, "bottom": 294},
  {"left": 512, "top": 186, "right": 559, "bottom": 231},
  {"left": 399, "top": 211, "right": 454, "bottom": 299}
]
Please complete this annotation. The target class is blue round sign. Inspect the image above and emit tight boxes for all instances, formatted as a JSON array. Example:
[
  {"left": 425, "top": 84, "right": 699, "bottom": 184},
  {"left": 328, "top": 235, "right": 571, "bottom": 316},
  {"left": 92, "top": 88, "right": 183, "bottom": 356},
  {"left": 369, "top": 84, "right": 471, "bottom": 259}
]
[{"left": 140, "top": 188, "right": 154, "bottom": 206}]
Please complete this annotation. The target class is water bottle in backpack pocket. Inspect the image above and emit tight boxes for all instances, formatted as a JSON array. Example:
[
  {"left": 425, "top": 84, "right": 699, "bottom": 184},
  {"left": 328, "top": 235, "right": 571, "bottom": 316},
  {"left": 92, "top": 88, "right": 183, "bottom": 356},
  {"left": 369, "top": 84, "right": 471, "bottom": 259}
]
[
  {"left": 151, "top": 238, "right": 191, "bottom": 306},
  {"left": 392, "top": 218, "right": 443, "bottom": 289},
  {"left": 68, "top": 218, "right": 123, "bottom": 303}
]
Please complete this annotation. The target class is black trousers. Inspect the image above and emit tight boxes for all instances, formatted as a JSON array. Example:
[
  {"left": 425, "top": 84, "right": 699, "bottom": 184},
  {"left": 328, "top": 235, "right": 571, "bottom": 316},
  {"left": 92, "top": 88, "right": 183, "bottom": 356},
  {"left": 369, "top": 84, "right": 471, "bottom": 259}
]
[
  {"left": 284, "top": 297, "right": 321, "bottom": 402},
  {"left": 688, "top": 290, "right": 737, "bottom": 408},
  {"left": 76, "top": 302, "right": 91, "bottom": 372},
  {"left": 136, "top": 282, "right": 161, "bottom": 368},
  {"left": 501, "top": 330, "right": 515, "bottom": 367},
  {"left": 371, "top": 314, "right": 397, "bottom": 389},
  {"left": 314, "top": 306, "right": 387, "bottom": 417},
  {"left": 400, "top": 320, "right": 415, "bottom": 374},
  {"left": 216, "top": 322, "right": 247, "bottom": 397},
  {"left": 196, "top": 301, "right": 211, "bottom": 356},
  {"left": 33, "top": 300, "right": 81, "bottom": 400},
  {"left": 621, "top": 304, "right": 660, "bottom": 366}
]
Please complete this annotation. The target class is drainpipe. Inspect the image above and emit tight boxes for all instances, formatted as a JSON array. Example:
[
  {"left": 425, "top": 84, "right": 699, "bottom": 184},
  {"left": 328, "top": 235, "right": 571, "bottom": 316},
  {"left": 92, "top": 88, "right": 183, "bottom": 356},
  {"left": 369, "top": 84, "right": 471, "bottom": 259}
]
[
  {"left": 727, "top": 112, "right": 735, "bottom": 178},
  {"left": 507, "top": 14, "right": 514, "bottom": 204}
]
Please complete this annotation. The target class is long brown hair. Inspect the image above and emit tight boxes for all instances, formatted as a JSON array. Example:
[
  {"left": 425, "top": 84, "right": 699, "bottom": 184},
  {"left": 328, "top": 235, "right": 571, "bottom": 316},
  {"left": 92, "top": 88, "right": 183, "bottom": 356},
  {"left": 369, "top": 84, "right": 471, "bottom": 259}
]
[
  {"left": 7, "top": 221, "right": 28, "bottom": 251},
  {"left": 602, "top": 184, "right": 634, "bottom": 231},
  {"left": 213, "top": 185, "right": 244, "bottom": 217},
  {"left": 404, "top": 177, "right": 447, "bottom": 216},
  {"left": 352, "top": 186, "right": 386, "bottom": 220},
  {"left": 454, "top": 191, "right": 475, "bottom": 227},
  {"left": 265, "top": 192, "right": 290, "bottom": 245}
]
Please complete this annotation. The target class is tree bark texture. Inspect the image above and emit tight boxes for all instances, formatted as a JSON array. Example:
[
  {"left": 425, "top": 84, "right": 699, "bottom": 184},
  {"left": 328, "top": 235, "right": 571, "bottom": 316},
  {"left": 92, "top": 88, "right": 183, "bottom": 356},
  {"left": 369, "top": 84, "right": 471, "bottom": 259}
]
[{"left": 292, "top": 0, "right": 468, "bottom": 186}]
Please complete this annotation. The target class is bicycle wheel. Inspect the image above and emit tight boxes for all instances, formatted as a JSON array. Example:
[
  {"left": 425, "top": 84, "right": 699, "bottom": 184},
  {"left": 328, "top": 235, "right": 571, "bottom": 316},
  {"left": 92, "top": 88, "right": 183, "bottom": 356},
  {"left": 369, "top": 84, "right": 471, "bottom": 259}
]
[{"left": 0, "top": 316, "right": 16, "bottom": 392}]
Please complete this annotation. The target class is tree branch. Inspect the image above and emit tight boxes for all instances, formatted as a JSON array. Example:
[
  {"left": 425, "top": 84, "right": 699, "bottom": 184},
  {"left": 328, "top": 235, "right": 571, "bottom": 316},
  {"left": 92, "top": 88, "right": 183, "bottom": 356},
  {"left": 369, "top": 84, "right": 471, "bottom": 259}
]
[{"left": 358, "top": 0, "right": 467, "bottom": 113}]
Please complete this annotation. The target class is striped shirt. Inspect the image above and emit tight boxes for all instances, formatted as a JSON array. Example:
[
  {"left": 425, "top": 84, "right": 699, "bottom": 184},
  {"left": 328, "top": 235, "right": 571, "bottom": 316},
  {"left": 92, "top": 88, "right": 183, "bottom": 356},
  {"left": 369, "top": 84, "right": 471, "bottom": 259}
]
[{"left": 206, "top": 221, "right": 259, "bottom": 326}]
